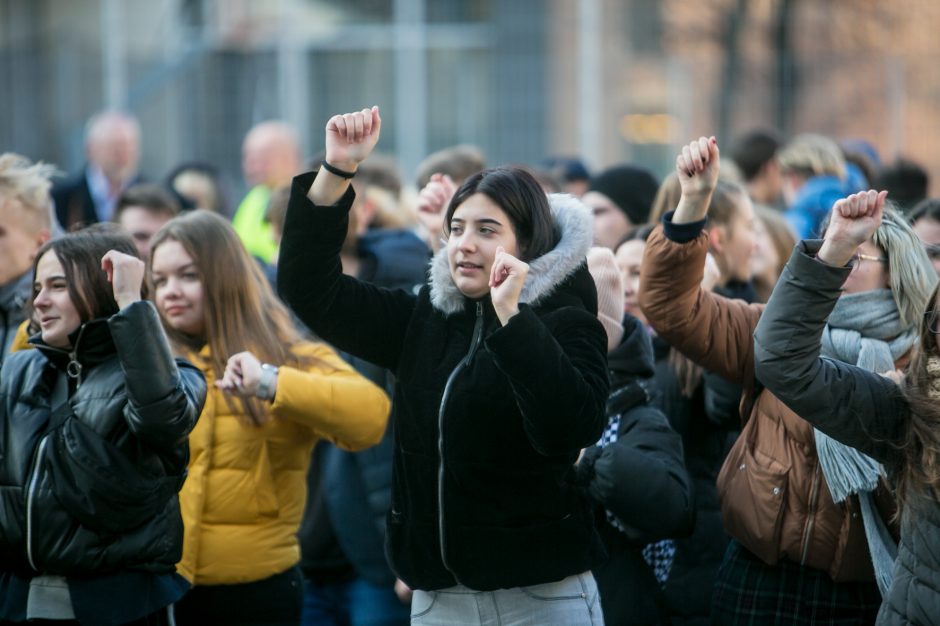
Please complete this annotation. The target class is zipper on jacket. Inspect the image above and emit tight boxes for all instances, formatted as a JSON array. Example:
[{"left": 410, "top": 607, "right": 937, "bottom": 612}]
[
  {"left": 26, "top": 434, "right": 52, "bottom": 571},
  {"left": 801, "top": 463, "right": 822, "bottom": 565},
  {"left": 437, "top": 301, "right": 485, "bottom": 581},
  {"left": 40, "top": 323, "right": 88, "bottom": 388},
  {"left": 25, "top": 323, "right": 86, "bottom": 571}
]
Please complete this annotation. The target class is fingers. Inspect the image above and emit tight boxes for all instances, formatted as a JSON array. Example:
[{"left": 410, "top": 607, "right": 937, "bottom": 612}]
[
  {"left": 706, "top": 135, "right": 719, "bottom": 163},
  {"left": 489, "top": 246, "right": 506, "bottom": 287},
  {"left": 329, "top": 107, "right": 381, "bottom": 143},
  {"left": 328, "top": 114, "right": 347, "bottom": 138},
  {"left": 101, "top": 253, "right": 114, "bottom": 283},
  {"left": 371, "top": 105, "right": 381, "bottom": 137},
  {"left": 680, "top": 145, "right": 693, "bottom": 177},
  {"left": 837, "top": 189, "right": 889, "bottom": 219},
  {"left": 417, "top": 178, "right": 455, "bottom": 215},
  {"left": 489, "top": 246, "right": 526, "bottom": 288},
  {"left": 677, "top": 136, "right": 717, "bottom": 177}
]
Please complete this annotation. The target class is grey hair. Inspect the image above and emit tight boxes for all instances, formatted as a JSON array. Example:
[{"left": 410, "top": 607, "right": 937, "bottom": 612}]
[
  {"left": 0, "top": 153, "right": 57, "bottom": 231},
  {"left": 875, "top": 204, "right": 938, "bottom": 327}
]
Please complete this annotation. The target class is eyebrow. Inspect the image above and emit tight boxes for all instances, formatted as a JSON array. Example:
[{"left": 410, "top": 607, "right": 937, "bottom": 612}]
[
  {"left": 152, "top": 262, "right": 196, "bottom": 275},
  {"left": 450, "top": 217, "right": 504, "bottom": 227},
  {"left": 34, "top": 274, "right": 67, "bottom": 288}
]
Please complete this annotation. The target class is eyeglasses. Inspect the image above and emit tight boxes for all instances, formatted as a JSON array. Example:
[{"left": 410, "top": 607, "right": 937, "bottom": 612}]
[
  {"left": 849, "top": 252, "right": 887, "bottom": 273},
  {"left": 924, "top": 310, "right": 940, "bottom": 335}
]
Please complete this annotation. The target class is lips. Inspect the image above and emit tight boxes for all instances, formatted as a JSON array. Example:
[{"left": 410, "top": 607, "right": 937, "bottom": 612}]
[
  {"left": 164, "top": 305, "right": 188, "bottom": 316},
  {"left": 39, "top": 316, "right": 58, "bottom": 325}
]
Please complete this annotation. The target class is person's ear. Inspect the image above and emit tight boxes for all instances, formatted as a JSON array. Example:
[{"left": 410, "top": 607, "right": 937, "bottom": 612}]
[
  {"left": 27, "top": 229, "right": 52, "bottom": 264},
  {"left": 706, "top": 225, "right": 725, "bottom": 255}
]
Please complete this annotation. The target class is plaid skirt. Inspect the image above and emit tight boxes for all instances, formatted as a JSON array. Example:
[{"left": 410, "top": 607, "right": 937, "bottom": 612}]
[{"left": 711, "top": 540, "right": 881, "bottom": 625}]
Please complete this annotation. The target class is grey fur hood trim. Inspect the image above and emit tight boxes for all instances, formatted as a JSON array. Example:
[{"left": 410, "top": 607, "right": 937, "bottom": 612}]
[{"left": 429, "top": 193, "right": 594, "bottom": 315}]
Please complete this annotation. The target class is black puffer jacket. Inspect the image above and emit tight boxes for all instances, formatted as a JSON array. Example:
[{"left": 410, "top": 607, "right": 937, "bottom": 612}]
[
  {"left": 577, "top": 316, "right": 694, "bottom": 625},
  {"left": 0, "top": 301, "right": 205, "bottom": 576},
  {"left": 279, "top": 173, "right": 609, "bottom": 591},
  {"left": 754, "top": 242, "right": 937, "bottom": 626}
]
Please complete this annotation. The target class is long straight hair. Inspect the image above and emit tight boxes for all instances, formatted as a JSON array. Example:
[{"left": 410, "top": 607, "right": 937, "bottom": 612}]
[{"left": 148, "top": 210, "right": 322, "bottom": 426}]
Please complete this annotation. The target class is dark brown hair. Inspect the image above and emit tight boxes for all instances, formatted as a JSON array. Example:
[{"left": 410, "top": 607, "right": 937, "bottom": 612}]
[
  {"left": 897, "top": 284, "right": 940, "bottom": 511},
  {"left": 444, "top": 167, "right": 557, "bottom": 262},
  {"left": 32, "top": 223, "right": 139, "bottom": 323},
  {"left": 149, "top": 210, "right": 325, "bottom": 426},
  {"left": 115, "top": 183, "right": 181, "bottom": 220}
]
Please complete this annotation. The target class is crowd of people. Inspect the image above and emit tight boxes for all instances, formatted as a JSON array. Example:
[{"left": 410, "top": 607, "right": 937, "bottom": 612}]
[{"left": 1, "top": 103, "right": 940, "bottom": 626}]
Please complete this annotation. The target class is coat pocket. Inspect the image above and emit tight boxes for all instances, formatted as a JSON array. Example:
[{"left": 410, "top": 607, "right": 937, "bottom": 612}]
[{"left": 717, "top": 432, "right": 790, "bottom": 565}]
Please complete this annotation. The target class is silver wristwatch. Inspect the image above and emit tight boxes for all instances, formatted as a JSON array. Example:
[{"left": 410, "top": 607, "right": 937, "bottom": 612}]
[{"left": 257, "top": 363, "right": 279, "bottom": 401}]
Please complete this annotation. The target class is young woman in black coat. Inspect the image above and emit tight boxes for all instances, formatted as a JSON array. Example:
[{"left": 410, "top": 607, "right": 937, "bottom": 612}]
[
  {"left": 0, "top": 225, "right": 206, "bottom": 626},
  {"left": 278, "top": 107, "right": 610, "bottom": 625}
]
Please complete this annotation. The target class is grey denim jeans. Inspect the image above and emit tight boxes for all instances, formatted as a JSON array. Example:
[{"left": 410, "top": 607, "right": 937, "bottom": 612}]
[{"left": 410, "top": 571, "right": 604, "bottom": 625}]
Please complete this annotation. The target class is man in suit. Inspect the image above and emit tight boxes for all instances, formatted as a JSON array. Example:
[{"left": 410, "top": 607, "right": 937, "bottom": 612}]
[{"left": 53, "top": 111, "right": 142, "bottom": 231}]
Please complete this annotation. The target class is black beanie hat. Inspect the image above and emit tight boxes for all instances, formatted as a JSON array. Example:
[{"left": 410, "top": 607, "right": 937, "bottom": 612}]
[{"left": 588, "top": 164, "right": 659, "bottom": 226}]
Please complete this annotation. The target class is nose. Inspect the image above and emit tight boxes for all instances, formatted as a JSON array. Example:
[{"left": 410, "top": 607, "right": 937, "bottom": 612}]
[
  {"left": 161, "top": 275, "right": 183, "bottom": 298},
  {"left": 33, "top": 287, "right": 50, "bottom": 309},
  {"left": 455, "top": 230, "right": 477, "bottom": 252}
]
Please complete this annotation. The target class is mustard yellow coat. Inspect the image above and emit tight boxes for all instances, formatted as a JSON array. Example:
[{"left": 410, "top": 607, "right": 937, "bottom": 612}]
[
  {"left": 10, "top": 320, "right": 32, "bottom": 353},
  {"left": 176, "top": 341, "right": 390, "bottom": 585}
]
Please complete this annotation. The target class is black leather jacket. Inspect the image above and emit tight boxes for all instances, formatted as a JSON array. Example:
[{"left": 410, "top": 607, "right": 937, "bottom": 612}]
[{"left": 0, "top": 300, "right": 205, "bottom": 576}]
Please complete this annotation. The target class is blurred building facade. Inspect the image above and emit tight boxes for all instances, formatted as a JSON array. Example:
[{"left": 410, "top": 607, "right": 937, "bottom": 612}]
[{"left": 1, "top": 0, "right": 938, "bottom": 195}]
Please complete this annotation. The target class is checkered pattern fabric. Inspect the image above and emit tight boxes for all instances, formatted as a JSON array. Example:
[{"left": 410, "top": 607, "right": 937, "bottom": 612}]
[
  {"left": 712, "top": 539, "right": 881, "bottom": 625},
  {"left": 595, "top": 413, "right": 675, "bottom": 587}
]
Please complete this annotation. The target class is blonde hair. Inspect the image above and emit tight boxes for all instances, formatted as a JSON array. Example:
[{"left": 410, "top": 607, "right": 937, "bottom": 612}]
[
  {"left": 873, "top": 205, "right": 938, "bottom": 327},
  {"left": 0, "top": 153, "right": 56, "bottom": 232},
  {"left": 778, "top": 134, "right": 846, "bottom": 180}
]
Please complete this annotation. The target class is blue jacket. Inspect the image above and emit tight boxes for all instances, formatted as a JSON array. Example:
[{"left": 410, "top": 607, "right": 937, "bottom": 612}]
[{"left": 784, "top": 175, "right": 847, "bottom": 239}]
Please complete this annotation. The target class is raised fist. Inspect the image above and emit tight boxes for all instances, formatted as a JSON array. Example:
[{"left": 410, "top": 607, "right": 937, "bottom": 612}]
[
  {"left": 818, "top": 190, "right": 887, "bottom": 267},
  {"left": 101, "top": 249, "right": 145, "bottom": 309},
  {"left": 676, "top": 136, "right": 720, "bottom": 200},
  {"left": 324, "top": 106, "right": 382, "bottom": 172}
]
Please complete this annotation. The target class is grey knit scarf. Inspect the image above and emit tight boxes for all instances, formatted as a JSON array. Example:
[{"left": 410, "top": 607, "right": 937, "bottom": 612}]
[{"left": 818, "top": 288, "right": 914, "bottom": 597}]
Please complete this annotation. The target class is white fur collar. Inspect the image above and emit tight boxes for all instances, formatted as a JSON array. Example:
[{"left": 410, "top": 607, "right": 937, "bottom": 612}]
[{"left": 429, "top": 193, "right": 594, "bottom": 315}]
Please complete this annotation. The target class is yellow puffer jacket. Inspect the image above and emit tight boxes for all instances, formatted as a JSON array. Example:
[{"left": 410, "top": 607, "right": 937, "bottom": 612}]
[
  {"left": 177, "top": 340, "right": 390, "bottom": 585},
  {"left": 10, "top": 319, "right": 32, "bottom": 353}
]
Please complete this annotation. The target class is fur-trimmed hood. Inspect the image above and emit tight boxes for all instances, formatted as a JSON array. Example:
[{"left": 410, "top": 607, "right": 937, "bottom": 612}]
[{"left": 429, "top": 193, "right": 595, "bottom": 315}]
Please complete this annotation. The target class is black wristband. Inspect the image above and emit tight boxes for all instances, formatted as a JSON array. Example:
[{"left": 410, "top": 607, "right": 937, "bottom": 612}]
[{"left": 321, "top": 160, "right": 356, "bottom": 179}]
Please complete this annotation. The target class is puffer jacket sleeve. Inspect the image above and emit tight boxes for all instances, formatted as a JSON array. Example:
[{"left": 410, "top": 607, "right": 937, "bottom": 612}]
[
  {"left": 639, "top": 221, "right": 764, "bottom": 386},
  {"left": 753, "top": 241, "right": 908, "bottom": 465},
  {"left": 577, "top": 405, "right": 694, "bottom": 543},
  {"left": 277, "top": 172, "right": 417, "bottom": 373},
  {"left": 270, "top": 343, "right": 390, "bottom": 452},
  {"left": 110, "top": 300, "right": 206, "bottom": 451},
  {"left": 484, "top": 305, "right": 609, "bottom": 455}
]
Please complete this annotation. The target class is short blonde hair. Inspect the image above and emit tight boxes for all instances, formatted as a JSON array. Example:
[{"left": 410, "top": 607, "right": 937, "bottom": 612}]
[
  {"left": 777, "top": 134, "right": 846, "bottom": 180},
  {"left": 0, "top": 153, "right": 56, "bottom": 232}
]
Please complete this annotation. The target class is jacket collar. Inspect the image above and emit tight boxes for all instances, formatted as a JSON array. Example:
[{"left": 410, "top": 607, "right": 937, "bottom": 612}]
[
  {"left": 428, "top": 193, "right": 594, "bottom": 316},
  {"left": 29, "top": 318, "right": 116, "bottom": 380}
]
